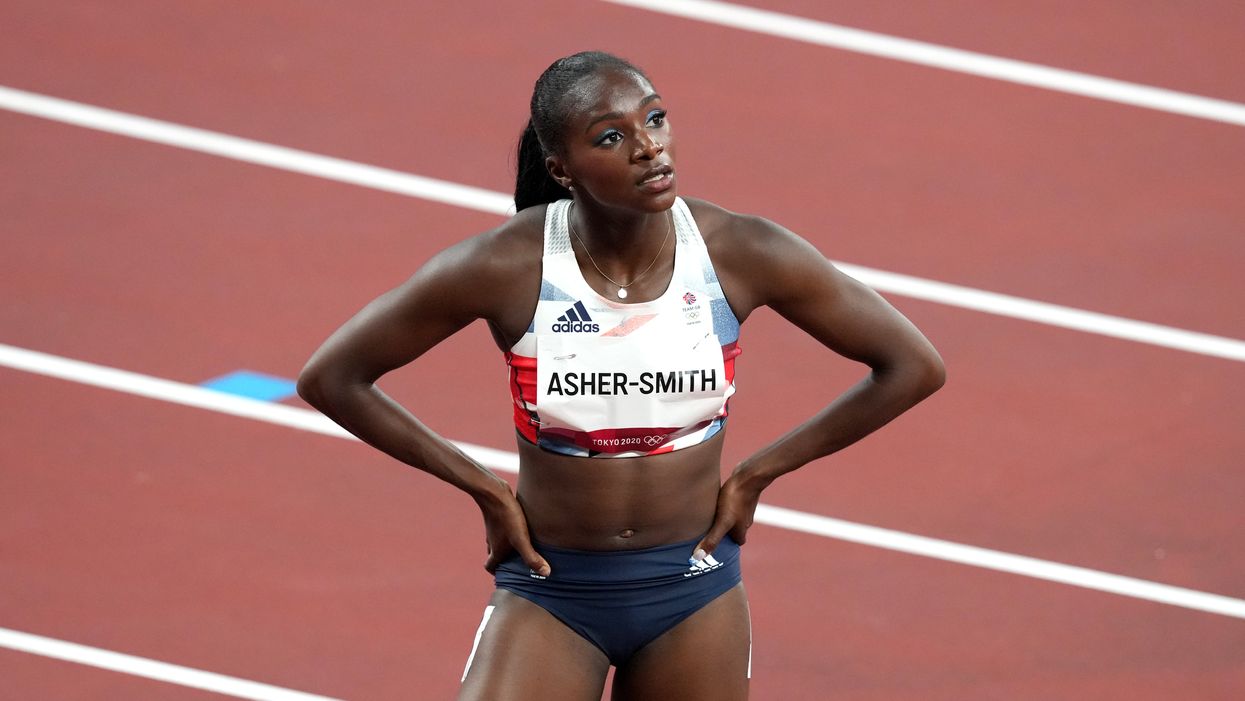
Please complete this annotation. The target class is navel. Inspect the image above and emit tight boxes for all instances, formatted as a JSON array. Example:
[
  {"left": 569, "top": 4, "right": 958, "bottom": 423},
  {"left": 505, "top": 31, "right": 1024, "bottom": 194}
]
[{"left": 617, "top": 528, "right": 636, "bottom": 539}]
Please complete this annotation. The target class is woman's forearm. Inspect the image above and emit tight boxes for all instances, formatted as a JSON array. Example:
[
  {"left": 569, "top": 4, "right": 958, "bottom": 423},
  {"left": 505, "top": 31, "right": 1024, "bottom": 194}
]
[
  {"left": 297, "top": 374, "right": 509, "bottom": 501},
  {"left": 735, "top": 358, "right": 944, "bottom": 488}
]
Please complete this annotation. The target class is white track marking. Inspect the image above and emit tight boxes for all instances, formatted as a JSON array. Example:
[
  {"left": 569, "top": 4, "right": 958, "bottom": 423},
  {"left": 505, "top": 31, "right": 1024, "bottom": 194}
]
[
  {"left": 0, "top": 86, "right": 513, "bottom": 215},
  {"left": 2, "top": 85, "right": 1243, "bottom": 362},
  {"left": 0, "top": 627, "right": 342, "bottom": 701},
  {"left": 755, "top": 505, "right": 1245, "bottom": 619},
  {"left": 0, "top": 343, "right": 517, "bottom": 473},
  {"left": 602, "top": 0, "right": 1245, "bottom": 128},
  {"left": 2, "top": 342, "right": 1242, "bottom": 620},
  {"left": 460, "top": 606, "right": 495, "bottom": 683},
  {"left": 832, "top": 263, "right": 1245, "bottom": 362}
]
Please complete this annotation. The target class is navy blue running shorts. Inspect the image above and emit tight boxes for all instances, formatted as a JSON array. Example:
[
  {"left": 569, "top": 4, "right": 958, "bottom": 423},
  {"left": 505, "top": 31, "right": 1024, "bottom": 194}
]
[{"left": 493, "top": 534, "right": 742, "bottom": 665}]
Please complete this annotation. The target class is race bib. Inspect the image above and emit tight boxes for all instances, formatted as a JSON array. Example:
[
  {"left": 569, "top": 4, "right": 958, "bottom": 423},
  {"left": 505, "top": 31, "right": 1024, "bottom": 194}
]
[{"left": 535, "top": 326, "right": 727, "bottom": 453}]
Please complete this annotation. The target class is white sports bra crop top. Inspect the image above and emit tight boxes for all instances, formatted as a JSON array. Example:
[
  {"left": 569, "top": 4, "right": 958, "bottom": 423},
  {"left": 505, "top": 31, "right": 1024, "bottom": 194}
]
[{"left": 504, "top": 197, "right": 741, "bottom": 457}]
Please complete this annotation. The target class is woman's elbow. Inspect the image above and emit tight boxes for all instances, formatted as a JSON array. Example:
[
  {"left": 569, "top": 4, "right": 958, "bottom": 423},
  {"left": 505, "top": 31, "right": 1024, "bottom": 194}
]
[
  {"left": 297, "top": 357, "right": 375, "bottom": 410},
  {"left": 873, "top": 348, "right": 944, "bottom": 403},
  {"left": 913, "top": 349, "right": 946, "bottom": 398},
  {"left": 296, "top": 358, "right": 347, "bottom": 410},
  {"left": 296, "top": 365, "right": 327, "bottom": 409}
]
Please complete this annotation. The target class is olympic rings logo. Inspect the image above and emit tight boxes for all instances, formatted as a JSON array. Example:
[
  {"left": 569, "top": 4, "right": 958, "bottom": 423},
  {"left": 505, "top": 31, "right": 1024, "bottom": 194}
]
[{"left": 643, "top": 435, "right": 665, "bottom": 446}]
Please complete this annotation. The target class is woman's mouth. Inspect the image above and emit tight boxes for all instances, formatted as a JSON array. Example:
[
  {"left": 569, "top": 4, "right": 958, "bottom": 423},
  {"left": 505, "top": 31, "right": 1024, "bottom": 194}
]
[{"left": 638, "top": 167, "right": 675, "bottom": 192}]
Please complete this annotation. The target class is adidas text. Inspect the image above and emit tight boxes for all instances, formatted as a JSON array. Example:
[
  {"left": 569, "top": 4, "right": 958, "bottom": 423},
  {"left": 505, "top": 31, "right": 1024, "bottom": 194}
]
[
  {"left": 551, "top": 320, "right": 600, "bottom": 333},
  {"left": 552, "top": 301, "right": 599, "bottom": 333}
]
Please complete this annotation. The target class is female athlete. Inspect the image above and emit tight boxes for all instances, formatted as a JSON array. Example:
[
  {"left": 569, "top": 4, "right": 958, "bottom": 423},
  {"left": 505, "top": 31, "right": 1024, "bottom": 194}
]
[{"left": 297, "top": 51, "right": 945, "bottom": 700}]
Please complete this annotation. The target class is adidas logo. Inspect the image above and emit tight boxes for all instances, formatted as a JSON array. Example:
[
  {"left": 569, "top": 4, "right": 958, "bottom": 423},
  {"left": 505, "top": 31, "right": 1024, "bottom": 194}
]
[
  {"left": 552, "top": 301, "right": 600, "bottom": 333},
  {"left": 684, "top": 552, "right": 723, "bottom": 577}
]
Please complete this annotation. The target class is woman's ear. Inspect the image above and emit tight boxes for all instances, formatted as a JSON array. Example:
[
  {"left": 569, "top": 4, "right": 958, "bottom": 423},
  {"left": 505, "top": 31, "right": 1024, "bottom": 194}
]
[{"left": 546, "top": 155, "right": 574, "bottom": 191}]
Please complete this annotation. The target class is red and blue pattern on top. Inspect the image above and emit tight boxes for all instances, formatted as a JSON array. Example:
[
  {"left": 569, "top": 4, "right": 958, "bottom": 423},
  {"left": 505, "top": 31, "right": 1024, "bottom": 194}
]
[{"left": 504, "top": 198, "right": 740, "bottom": 458}]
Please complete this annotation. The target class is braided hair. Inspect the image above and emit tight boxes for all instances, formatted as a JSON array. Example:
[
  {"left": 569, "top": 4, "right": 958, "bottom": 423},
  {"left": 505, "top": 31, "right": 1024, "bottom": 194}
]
[{"left": 514, "top": 51, "right": 650, "bottom": 211}]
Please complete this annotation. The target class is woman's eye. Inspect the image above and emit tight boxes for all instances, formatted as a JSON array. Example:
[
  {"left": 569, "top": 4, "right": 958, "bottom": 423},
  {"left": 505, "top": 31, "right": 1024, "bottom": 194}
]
[
  {"left": 646, "top": 110, "right": 667, "bottom": 127},
  {"left": 596, "top": 130, "right": 622, "bottom": 146}
]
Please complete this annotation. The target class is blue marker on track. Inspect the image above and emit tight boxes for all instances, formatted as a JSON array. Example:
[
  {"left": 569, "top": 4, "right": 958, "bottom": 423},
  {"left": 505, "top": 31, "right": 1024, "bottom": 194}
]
[{"left": 200, "top": 370, "right": 297, "bottom": 402}]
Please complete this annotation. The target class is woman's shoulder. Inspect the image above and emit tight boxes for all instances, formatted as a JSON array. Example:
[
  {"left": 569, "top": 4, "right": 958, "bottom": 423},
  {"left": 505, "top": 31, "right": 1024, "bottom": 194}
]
[
  {"left": 682, "top": 197, "right": 791, "bottom": 249},
  {"left": 405, "top": 203, "right": 544, "bottom": 302},
  {"left": 399, "top": 203, "right": 545, "bottom": 337},
  {"left": 441, "top": 203, "right": 546, "bottom": 278},
  {"left": 681, "top": 196, "right": 831, "bottom": 316},
  {"left": 681, "top": 196, "right": 808, "bottom": 265},
  {"left": 478, "top": 203, "right": 546, "bottom": 254}
]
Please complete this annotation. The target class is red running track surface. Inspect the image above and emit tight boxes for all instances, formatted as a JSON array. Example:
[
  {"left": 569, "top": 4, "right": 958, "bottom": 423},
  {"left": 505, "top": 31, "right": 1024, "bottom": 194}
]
[{"left": 2, "top": 1, "right": 1243, "bottom": 699}]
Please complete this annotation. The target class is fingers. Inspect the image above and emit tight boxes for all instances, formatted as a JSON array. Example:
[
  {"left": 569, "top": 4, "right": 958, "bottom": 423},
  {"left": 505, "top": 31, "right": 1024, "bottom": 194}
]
[
  {"left": 515, "top": 540, "right": 551, "bottom": 577},
  {"left": 693, "top": 517, "right": 731, "bottom": 561},
  {"left": 480, "top": 537, "right": 550, "bottom": 575},
  {"left": 730, "top": 520, "right": 749, "bottom": 546},
  {"left": 478, "top": 492, "right": 551, "bottom": 576}
]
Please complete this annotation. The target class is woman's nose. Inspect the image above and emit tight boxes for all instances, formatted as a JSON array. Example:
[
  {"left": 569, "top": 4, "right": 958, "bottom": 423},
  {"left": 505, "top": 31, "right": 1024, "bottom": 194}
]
[{"left": 634, "top": 132, "right": 664, "bottom": 160}]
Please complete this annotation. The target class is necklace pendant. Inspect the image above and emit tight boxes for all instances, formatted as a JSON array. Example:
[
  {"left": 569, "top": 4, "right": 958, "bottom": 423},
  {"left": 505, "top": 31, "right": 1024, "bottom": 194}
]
[{"left": 617, "top": 287, "right": 629, "bottom": 299}]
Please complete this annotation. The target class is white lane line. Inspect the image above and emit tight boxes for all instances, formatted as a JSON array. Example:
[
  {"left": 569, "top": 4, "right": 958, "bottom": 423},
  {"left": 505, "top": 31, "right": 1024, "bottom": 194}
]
[
  {"left": 0, "top": 627, "right": 343, "bottom": 701},
  {"left": 602, "top": 0, "right": 1245, "bottom": 128},
  {"left": 0, "top": 342, "right": 517, "bottom": 473},
  {"left": 756, "top": 505, "right": 1245, "bottom": 619},
  {"left": 2, "top": 84, "right": 1243, "bottom": 363},
  {"left": 834, "top": 263, "right": 1245, "bottom": 362},
  {"left": 3, "top": 341, "right": 1243, "bottom": 620},
  {"left": 0, "top": 85, "right": 513, "bottom": 216}
]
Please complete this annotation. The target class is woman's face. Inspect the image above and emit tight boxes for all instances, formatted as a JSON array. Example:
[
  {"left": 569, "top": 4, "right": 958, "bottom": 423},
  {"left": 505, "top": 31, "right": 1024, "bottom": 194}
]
[{"left": 548, "top": 68, "right": 677, "bottom": 214}]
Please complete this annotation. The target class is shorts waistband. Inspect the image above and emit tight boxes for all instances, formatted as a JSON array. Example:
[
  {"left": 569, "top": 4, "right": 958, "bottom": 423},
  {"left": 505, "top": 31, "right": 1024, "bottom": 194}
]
[
  {"left": 530, "top": 533, "right": 704, "bottom": 556},
  {"left": 500, "top": 533, "right": 740, "bottom": 585}
]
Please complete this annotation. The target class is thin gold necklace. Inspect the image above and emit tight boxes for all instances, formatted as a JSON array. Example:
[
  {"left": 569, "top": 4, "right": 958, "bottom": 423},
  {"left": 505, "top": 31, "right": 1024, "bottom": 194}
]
[{"left": 567, "top": 205, "right": 672, "bottom": 300}]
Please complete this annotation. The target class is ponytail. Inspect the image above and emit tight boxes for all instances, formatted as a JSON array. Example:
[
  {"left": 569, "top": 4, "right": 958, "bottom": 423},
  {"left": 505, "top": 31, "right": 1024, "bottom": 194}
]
[{"left": 514, "top": 120, "right": 570, "bottom": 211}]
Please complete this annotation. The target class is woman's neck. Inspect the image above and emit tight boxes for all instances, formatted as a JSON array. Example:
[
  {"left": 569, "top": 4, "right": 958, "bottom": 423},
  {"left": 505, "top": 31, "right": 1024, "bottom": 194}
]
[{"left": 570, "top": 201, "right": 672, "bottom": 259}]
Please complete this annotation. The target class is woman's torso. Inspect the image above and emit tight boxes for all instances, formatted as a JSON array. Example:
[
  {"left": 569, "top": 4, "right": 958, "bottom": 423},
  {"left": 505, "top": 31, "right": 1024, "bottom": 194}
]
[{"left": 488, "top": 197, "right": 743, "bottom": 550}]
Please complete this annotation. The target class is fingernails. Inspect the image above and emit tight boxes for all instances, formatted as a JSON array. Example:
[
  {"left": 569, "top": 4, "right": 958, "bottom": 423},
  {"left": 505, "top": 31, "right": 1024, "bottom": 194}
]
[{"left": 693, "top": 548, "right": 707, "bottom": 562}]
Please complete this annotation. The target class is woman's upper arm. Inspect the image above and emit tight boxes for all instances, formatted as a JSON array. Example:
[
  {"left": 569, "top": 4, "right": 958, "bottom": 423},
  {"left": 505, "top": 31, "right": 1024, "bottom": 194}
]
[
  {"left": 299, "top": 224, "right": 536, "bottom": 390},
  {"left": 720, "top": 214, "right": 943, "bottom": 378}
]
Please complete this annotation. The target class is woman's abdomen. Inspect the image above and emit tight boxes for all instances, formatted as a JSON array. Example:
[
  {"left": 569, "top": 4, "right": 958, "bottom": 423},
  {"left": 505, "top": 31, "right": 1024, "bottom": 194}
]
[{"left": 514, "top": 430, "right": 725, "bottom": 550}]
